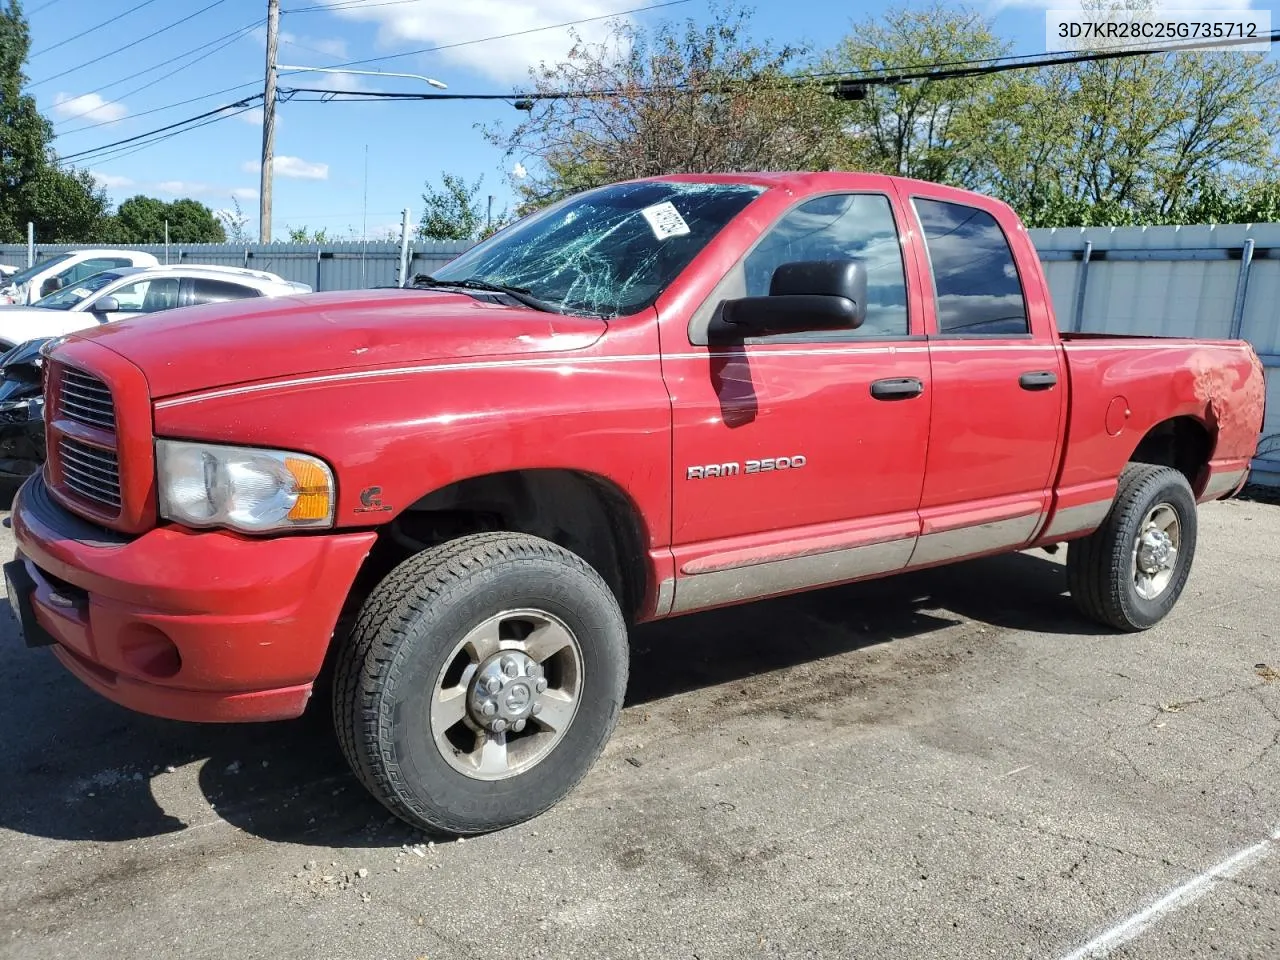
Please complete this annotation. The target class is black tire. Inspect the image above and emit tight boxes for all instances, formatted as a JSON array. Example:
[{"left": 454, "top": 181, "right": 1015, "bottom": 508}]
[
  {"left": 1067, "top": 464, "right": 1198, "bottom": 631},
  {"left": 332, "top": 532, "right": 629, "bottom": 835}
]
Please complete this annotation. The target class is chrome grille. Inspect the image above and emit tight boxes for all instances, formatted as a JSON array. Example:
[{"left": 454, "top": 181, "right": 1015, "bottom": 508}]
[
  {"left": 58, "top": 368, "right": 116, "bottom": 430},
  {"left": 59, "top": 437, "right": 121, "bottom": 510}
]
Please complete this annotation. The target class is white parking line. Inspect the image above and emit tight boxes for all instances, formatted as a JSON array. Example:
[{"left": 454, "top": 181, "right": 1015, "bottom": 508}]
[{"left": 1058, "top": 826, "right": 1280, "bottom": 959}]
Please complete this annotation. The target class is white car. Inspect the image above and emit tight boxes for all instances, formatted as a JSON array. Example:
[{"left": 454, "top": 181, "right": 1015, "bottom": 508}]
[
  {"left": 0, "top": 264, "right": 17, "bottom": 280},
  {"left": 0, "top": 265, "right": 312, "bottom": 349},
  {"left": 0, "top": 249, "right": 160, "bottom": 306}
]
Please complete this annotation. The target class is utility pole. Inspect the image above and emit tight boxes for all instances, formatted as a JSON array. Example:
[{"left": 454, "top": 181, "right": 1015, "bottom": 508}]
[{"left": 259, "top": 0, "right": 280, "bottom": 243}]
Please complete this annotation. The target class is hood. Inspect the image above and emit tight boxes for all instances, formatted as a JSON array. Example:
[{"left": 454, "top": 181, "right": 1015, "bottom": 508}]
[
  {"left": 67, "top": 288, "right": 608, "bottom": 399},
  {"left": 0, "top": 307, "right": 98, "bottom": 348}
]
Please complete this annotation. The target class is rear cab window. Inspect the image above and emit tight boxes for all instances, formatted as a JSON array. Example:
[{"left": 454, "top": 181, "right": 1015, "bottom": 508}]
[
  {"left": 912, "top": 197, "right": 1028, "bottom": 337},
  {"left": 189, "top": 279, "right": 263, "bottom": 305}
]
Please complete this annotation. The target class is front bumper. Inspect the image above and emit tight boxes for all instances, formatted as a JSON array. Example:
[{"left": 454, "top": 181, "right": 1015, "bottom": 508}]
[{"left": 10, "top": 473, "right": 375, "bottom": 722}]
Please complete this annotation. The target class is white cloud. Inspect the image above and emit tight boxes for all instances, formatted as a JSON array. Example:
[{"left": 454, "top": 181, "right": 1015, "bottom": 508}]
[
  {"left": 155, "top": 180, "right": 212, "bottom": 196},
  {"left": 288, "top": 35, "right": 349, "bottom": 58},
  {"left": 90, "top": 170, "right": 134, "bottom": 189},
  {"left": 232, "top": 187, "right": 260, "bottom": 199},
  {"left": 316, "top": 0, "right": 633, "bottom": 83},
  {"left": 250, "top": 25, "right": 349, "bottom": 60},
  {"left": 236, "top": 107, "right": 265, "bottom": 126},
  {"left": 242, "top": 156, "right": 330, "bottom": 180},
  {"left": 52, "top": 92, "right": 128, "bottom": 124}
]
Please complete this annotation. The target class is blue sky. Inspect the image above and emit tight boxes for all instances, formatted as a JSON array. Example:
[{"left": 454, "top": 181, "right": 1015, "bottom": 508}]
[{"left": 21, "top": 0, "right": 1266, "bottom": 239}]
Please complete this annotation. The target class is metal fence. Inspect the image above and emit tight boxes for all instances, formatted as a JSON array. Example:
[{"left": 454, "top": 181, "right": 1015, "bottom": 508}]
[
  {"left": 1030, "top": 224, "right": 1280, "bottom": 486},
  {"left": 0, "top": 241, "right": 473, "bottom": 291},
  {"left": 3, "top": 226, "right": 1278, "bottom": 484}
]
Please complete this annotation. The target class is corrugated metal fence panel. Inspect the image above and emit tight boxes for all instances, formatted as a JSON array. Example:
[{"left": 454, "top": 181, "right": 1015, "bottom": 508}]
[
  {"left": 1030, "top": 224, "right": 1280, "bottom": 481},
  {"left": 0, "top": 241, "right": 474, "bottom": 290}
]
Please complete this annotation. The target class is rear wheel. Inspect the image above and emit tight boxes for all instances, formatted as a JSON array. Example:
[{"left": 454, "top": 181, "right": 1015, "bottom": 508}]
[
  {"left": 332, "top": 532, "right": 629, "bottom": 834},
  {"left": 1067, "top": 464, "right": 1198, "bottom": 631}
]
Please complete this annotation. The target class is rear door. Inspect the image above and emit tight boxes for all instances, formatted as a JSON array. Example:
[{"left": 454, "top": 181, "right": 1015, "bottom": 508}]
[
  {"left": 664, "top": 189, "right": 934, "bottom": 613},
  {"left": 899, "top": 187, "right": 1066, "bottom": 566}
]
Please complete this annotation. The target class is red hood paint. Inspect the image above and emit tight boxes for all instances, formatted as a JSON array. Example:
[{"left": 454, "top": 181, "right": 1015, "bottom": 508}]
[{"left": 68, "top": 288, "right": 607, "bottom": 399}]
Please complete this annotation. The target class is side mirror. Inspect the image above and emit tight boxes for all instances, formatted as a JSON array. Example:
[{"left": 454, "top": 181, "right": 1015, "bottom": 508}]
[
  {"left": 39, "top": 277, "right": 62, "bottom": 298},
  {"left": 713, "top": 260, "right": 868, "bottom": 340},
  {"left": 92, "top": 296, "right": 120, "bottom": 314}
]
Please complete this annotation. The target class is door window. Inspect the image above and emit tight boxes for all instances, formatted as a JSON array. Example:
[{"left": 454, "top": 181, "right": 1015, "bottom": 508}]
[
  {"left": 108, "top": 277, "right": 181, "bottom": 313},
  {"left": 190, "top": 279, "right": 262, "bottom": 305},
  {"left": 740, "top": 193, "right": 908, "bottom": 338},
  {"left": 913, "top": 198, "right": 1028, "bottom": 336}
]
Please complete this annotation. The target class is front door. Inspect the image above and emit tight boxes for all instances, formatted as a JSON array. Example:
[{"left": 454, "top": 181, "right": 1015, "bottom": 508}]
[{"left": 662, "top": 190, "right": 934, "bottom": 613}]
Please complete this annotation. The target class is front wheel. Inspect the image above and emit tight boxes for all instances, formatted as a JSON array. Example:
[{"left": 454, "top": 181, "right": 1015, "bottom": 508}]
[
  {"left": 332, "top": 532, "right": 629, "bottom": 834},
  {"left": 1067, "top": 464, "right": 1198, "bottom": 631}
]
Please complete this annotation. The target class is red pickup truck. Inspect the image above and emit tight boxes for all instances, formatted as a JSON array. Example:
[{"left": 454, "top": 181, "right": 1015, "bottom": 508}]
[{"left": 6, "top": 173, "right": 1265, "bottom": 834}]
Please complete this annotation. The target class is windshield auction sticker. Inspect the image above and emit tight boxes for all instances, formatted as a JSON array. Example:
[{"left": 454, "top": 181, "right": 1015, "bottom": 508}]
[
  {"left": 641, "top": 201, "right": 692, "bottom": 240},
  {"left": 1046, "top": 7, "right": 1270, "bottom": 54}
]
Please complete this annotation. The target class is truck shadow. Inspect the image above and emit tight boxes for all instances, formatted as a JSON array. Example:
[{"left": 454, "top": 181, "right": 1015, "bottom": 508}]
[{"left": 0, "top": 549, "right": 1103, "bottom": 848}]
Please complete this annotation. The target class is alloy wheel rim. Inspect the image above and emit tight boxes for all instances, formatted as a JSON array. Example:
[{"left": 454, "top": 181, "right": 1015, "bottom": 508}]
[
  {"left": 430, "top": 608, "right": 583, "bottom": 781},
  {"left": 1131, "top": 503, "right": 1181, "bottom": 601}
]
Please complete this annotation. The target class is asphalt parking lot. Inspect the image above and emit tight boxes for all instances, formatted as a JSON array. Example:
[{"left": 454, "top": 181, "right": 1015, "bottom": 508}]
[{"left": 0, "top": 496, "right": 1277, "bottom": 960}]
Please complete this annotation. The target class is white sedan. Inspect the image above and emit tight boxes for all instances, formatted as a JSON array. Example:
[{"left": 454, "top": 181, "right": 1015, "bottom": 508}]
[{"left": 0, "top": 264, "right": 312, "bottom": 350}]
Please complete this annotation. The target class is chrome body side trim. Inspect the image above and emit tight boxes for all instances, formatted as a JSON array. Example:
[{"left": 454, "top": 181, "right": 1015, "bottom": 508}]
[
  {"left": 1042, "top": 499, "right": 1114, "bottom": 539},
  {"left": 670, "top": 538, "right": 914, "bottom": 614},
  {"left": 907, "top": 514, "right": 1041, "bottom": 567},
  {"left": 653, "top": 577, "right": 676, "bottom": 618},
  {"left": 1201, "top": 468, "right": 1247, "bottom": 501}
]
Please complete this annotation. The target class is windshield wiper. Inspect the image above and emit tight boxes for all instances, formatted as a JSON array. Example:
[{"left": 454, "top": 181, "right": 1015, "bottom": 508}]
[{"left": 413, "top": 274, "right": 561, "bottom": 314}]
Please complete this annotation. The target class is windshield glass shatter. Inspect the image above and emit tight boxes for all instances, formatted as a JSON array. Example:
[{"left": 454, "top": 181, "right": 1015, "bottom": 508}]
[{"left": 428, "top": 181, "right": 764, "bottom": 317}]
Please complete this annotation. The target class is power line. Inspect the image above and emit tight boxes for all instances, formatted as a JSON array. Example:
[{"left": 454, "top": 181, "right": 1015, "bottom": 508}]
[
  {"left": 57, "top": 95, "right": 263, "bottom": 164},
  {"left": 29, "top": 0, "right": 164, "bottom": 58},
  {"left": 28, "top": 0, "right": 233, "bottom": 88},
  {"left": 54, "top": 80, "right": 262, "bottom": 138},
  {"left": 63, "top": 21, "right": 1275, "bottom": 171},
  {"left": 53, "top": 21, "right": 267, "bottom": 133},
  {"left": 285, "top": 0, "right": 483, "bottom": 12},
  {"left": 279, "top": 26, "right": 1280, "bottom": 105},
  {"left": 278, "top": 0, "right": 691, "bottom": 74},
  {"left": 53, "top": 19, "right": 265, "bottom": 130},
  {"left": 27, "top": 0, "right": 72, "bottom": 15},
  {"left": 81, "top": 104, "right": 261, "bottom": 167}
]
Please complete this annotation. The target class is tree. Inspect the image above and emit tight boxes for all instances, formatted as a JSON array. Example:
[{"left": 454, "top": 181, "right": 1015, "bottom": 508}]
[
  {"left": 0, "top": 1, "right": 111, "bottom": 241},
  {"left": 0, "top": 0, "right": 49, "bottom": 242},
  {"left": 107, "top": 195, "right": 225, "bottom": 242},
  {"left": 486, "top": 4, "right": 842, "bottom": 211},
  {"left": 215, "top": 197, "right": 252, "bottom": 245},
  {"left": 418, "top": 172, "right": 507, "bottom": 241},
  {"left": 983, "top": 46, "right": 1280, "bottom": 226},
  {"left": 825, "top": 4, "right": 1010, "bottom": 184}
]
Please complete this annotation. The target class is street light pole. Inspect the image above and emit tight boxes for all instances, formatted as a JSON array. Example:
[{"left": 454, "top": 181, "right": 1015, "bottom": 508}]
[
  {"left": 274, "top": 65, "right": 448, "bottom": 89},
  {"left": 259, "top": 0, "right": 280, "bottom": 243}
]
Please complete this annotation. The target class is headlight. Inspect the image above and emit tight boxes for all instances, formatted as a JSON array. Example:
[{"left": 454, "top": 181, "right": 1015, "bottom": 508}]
[{"left": 156, "top": 440, "right": 335, "bottom": 533}]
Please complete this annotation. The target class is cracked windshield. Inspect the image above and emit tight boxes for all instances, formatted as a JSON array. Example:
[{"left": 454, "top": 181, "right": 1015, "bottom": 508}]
[{"left": 426, "top": 181, "right": 763, "bottom": 317}]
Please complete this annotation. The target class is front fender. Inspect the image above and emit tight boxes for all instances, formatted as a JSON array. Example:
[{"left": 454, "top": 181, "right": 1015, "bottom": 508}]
[{"left": 151, "top": 340, "right": 673, "bottom": 552}]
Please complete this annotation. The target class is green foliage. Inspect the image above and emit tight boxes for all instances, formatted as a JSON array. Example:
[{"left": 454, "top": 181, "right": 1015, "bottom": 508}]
[
  {"left": 418, "top": 172, "right": 507, "bottom": 241},
  {"left": 0, "top": 1, "right": 112, "bottom": 242},
  {"left": 490, "top": 1, "right": 1280, "bottom": 228},
  {"left": 287, "top": 225, "right": 329, "bottom": 243},
  {"left": 487, "top": 3, "right": 842, "bottom": 213},
  {"left": 825, "top": 3, "right": 1010, "bottom": 184},
  {"left": 104, "top": 195, "right": 226, "bottom": 243}
]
